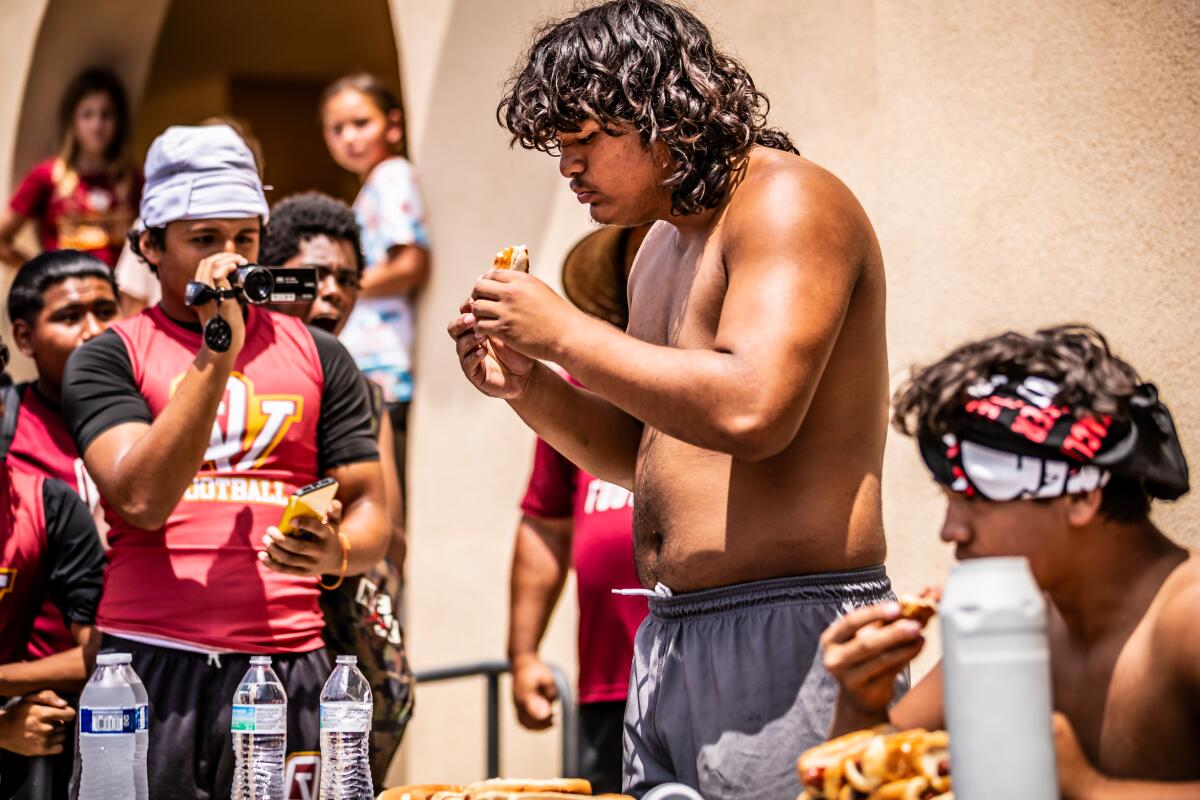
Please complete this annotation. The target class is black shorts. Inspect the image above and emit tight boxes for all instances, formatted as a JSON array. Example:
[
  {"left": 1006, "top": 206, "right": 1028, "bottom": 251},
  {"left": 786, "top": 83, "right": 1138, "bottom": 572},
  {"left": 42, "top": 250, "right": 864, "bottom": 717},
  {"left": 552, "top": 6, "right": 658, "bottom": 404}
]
[
  {"left": 579, "top": 700, "right": 625, "bottom": 794},
  {"left": 81, "top": 634, "right": 330, "bottom": 800}
]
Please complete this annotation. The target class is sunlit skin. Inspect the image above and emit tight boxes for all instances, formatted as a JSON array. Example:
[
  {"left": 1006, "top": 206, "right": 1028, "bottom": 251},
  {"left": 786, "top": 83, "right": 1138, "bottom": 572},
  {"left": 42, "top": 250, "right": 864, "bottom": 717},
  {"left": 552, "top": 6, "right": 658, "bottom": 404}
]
[
  {"left": 322, "top": 89, "right": 402, "bottom": 182},
  {"left": 452, "top": 122, "right": 890, "bottom": 592},
  {"left": 823, "top": 485, "right": 1200, "bottom": 795},
  {"left": 139, "top": 218, "right": 260, "bottom": 327},
  {"left": 12, "top": 277, "right": 120, "bottom": 403},
  {"left": 557, "top": 120, "right": 675, "bottom": 226},
  {"left": 278, "top": 235, "right": 361, "bottom": 336}
]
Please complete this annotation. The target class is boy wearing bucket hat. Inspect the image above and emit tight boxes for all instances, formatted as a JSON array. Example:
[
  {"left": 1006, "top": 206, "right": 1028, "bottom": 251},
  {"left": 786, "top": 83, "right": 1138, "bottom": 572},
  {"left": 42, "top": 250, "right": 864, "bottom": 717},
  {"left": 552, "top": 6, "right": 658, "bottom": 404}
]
[
  {"left": 821, "top": 325, "right": 1200, "bottom": 795},
  {"left": 61, "top": 125, "right": 388, "bottom": 798}
]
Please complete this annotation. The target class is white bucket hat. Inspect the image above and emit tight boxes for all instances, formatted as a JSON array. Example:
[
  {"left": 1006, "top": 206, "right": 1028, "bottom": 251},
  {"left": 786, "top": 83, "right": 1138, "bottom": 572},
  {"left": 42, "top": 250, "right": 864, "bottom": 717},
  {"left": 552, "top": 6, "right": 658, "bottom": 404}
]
[{"left": 140, "top": 124, "right": 268, "bottom": 228}]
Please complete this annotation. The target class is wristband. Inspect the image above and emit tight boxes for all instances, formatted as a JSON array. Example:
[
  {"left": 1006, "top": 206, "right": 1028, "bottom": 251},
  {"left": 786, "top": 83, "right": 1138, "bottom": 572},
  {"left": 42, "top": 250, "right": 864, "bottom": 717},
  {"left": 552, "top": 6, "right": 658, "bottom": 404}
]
[
  {"left": 185, "top": 281, "right": 239, "bottom": 306},
  {"left": 318, "top": 532, "right": 351, "bottom": 591}
]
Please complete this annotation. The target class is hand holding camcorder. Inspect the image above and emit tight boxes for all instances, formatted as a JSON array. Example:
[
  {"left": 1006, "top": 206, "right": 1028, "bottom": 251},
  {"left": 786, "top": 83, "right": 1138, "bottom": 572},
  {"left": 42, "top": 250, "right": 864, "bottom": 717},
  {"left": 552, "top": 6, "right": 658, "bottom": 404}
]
[
  {"left": 186, "top": 265, "right": 318, "bottom": 353},
  {"left": 185, "top": 265, "right": 318, "bottom": 307}
]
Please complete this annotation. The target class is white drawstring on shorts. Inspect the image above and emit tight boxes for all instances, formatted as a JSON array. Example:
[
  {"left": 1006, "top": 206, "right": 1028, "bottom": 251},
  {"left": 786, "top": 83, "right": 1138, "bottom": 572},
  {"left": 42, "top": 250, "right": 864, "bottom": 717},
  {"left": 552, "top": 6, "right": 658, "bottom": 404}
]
[
  {"left": 206, "top": 652, "right": 223, "bottom": 669},
  {"left": 612, "top": 582, "right": 674, "bottom": 599}
]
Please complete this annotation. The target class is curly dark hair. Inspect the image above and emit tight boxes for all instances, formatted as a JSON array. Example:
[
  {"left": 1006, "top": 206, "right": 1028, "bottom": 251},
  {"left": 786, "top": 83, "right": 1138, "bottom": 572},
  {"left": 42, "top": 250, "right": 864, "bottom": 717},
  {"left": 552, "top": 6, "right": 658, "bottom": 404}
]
[
  {"left": 893, "top": 324, "right": 1152, "bottom": 521},
  {"left": 259, "top": 192, "right": 365, "bottom": 273},
  {"left": 498, "top": 0, "right": 797, "bottom": 217}
]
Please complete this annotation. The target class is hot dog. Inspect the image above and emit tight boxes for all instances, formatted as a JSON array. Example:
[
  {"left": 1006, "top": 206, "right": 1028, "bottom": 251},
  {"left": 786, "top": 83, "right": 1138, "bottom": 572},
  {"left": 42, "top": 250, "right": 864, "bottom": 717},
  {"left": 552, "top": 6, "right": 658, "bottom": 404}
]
[{"left": 493, "top": 244, "right": 530, "bottom": 273}]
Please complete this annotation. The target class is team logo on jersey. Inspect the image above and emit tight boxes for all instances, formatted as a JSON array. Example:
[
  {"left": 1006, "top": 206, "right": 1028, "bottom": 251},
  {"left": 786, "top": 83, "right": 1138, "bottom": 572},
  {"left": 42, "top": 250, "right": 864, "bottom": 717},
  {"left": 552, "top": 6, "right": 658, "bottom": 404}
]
[
  {"left": 171, "top": 372, "right": 305, "bottom": 506},
  {"left": 284, "top": 752, "right": 320, "bottom": 800},
  {"left": 0, "top": 569, "right": 15, "bottom": 602},
  {"left": 170, "top": 371, "right": 304, "bottom": 472}
]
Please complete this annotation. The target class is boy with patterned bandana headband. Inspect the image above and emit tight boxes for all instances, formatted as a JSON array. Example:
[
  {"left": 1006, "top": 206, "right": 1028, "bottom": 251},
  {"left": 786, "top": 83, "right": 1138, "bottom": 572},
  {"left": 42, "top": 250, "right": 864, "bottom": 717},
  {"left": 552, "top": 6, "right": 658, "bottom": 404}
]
[
  {"left": 61, "top": 125, "right": 389, "bottom": 799},
  {"left": 821, "top": 324, "right": 1200, "bottom": 797}
]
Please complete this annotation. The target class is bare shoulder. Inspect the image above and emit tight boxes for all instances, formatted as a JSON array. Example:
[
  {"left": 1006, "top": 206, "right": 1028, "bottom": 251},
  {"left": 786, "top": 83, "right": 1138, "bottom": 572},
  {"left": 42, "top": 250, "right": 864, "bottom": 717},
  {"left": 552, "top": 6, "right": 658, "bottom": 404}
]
[
  {"left": 1152, "top": 552, "right": 1200, "bottom": 689},
  {"left": 722, "top": 148, "right": 875, "bottom": 264},
  {"left": 626, "top": 220, "right": 674, "bottom": 291}
]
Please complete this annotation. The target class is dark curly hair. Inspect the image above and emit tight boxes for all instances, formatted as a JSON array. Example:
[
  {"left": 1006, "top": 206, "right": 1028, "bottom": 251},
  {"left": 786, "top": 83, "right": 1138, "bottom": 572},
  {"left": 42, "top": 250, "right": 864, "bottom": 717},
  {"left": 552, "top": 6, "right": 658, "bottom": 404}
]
[
  {"left": 893, "top": 324, "right": 1151, "bottom": 521},
  {"left": 498, "top": 0, "right": 797, "bottom": 217},
  {"left": 258, "top": 192, "right": 365, "bottom": 274}
]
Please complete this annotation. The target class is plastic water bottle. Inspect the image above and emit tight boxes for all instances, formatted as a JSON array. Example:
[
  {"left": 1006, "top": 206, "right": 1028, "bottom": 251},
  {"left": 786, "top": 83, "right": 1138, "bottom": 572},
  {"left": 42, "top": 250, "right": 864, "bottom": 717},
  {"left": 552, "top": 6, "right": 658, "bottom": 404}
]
[
  {"left": 78, "top": 652, "right": 149, "bottom": 800},
  {"left": 319, "top": 654, "right": 373, "bottom": 800},
  {"left": 940, "top": 556, "right": 1058, "bottom": 799},
  {"left": 117, "top": 659, "right": 150, "bottom": 800},
  {"left": 232, "top": 656, "right": 288, "bottom": 800}
]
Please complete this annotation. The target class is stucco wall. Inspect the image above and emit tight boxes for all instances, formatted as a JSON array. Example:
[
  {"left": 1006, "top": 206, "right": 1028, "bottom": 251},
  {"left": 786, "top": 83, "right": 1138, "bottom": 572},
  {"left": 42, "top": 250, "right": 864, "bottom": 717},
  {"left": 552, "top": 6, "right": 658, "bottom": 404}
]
[
  {"left": 2, "top": 0, "right": 1196, "bottom": 787},
  {"left": 396, "top": 0, "right": 1200, "bottom": 783}
]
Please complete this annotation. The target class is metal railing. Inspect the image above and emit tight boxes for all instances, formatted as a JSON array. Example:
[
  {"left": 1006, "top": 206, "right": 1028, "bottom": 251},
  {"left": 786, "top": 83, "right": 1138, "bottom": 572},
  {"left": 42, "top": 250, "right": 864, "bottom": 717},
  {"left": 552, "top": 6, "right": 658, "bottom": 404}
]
[{"left": 415, "top": 660, "right": 578, "bottom": 779}]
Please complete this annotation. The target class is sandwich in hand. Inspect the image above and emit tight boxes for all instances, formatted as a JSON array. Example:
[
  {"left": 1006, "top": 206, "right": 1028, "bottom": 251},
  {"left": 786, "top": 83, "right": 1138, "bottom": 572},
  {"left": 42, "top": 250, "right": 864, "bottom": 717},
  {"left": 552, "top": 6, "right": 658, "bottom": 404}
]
[
  {"left": 797, "top": 726, "right": 951, "bottom": 799},
  {"left": 493, "top": 244, "right": 530, "bottom": 273}
]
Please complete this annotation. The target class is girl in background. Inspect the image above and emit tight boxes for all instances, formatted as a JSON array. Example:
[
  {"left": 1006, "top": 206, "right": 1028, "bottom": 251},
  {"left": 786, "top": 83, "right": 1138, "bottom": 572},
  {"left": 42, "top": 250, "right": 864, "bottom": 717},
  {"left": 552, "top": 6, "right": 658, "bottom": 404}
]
[
  {"left": 0, "top": 67, "right": 140, "bottom": 268},
  {"left": 321, "top": 73, "right": 431, "bottom": 486}
]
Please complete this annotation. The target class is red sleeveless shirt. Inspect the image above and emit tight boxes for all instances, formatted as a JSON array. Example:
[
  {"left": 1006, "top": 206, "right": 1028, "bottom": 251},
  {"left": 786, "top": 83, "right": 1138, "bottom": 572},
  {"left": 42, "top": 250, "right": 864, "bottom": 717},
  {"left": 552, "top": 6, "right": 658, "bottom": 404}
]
[
  {"left": 99, "top": 305, "right": 326, "bottom": 652},
  {"left": 0, "top": 464, "right": 49, "bottom": 664},
  {"left": 9, "top": 383, "right": 99, "bottom": 658}
]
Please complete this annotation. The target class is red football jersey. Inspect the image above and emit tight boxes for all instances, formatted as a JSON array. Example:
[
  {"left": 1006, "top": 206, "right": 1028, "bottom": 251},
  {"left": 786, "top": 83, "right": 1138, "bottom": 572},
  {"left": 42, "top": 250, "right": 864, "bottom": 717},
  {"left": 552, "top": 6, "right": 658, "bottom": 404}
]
[
  {"left": 99, "top": 305, "right": 326, "bottom": 652},
  {"left": 0, "top": 464, "right": 49, "bottom": 665},
  {"left": 8, "top": 383, "right": 98, "bottom": 658}
]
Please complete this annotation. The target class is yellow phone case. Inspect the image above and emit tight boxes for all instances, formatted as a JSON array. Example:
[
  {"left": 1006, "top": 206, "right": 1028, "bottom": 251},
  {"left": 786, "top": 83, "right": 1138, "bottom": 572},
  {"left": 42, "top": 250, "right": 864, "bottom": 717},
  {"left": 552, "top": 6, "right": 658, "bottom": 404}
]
[{"left": 278, "top": 480, "right": 339, "bottom": 535}]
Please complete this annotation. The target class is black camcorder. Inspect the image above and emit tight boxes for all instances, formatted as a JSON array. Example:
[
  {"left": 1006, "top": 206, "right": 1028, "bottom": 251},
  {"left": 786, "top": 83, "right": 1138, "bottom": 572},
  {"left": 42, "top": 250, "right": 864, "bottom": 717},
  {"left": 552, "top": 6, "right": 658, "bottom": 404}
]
[
  {"left": 231, "top": 265, "right": 318, "bottom": 304},
  {"left": 185, "top": 265, "right": 318, "bottom": 307}
]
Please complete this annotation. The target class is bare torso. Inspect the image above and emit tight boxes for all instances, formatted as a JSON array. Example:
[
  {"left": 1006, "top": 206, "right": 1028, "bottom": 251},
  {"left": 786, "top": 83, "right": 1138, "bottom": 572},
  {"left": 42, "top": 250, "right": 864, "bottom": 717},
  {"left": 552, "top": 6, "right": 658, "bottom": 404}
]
[
  {"left": 1049, "top": 551, "right": 1200, "bottom": 781},
  {"left": 625, "top": 150, "right": 888, "bottom": 591}
]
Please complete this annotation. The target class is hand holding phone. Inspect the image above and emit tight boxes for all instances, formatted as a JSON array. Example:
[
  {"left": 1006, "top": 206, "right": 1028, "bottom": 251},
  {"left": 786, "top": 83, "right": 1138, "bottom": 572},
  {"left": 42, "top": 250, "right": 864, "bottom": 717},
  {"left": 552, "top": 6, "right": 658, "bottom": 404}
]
[{"left": 278, "top": 478, "right": 339, "bottom": 535}]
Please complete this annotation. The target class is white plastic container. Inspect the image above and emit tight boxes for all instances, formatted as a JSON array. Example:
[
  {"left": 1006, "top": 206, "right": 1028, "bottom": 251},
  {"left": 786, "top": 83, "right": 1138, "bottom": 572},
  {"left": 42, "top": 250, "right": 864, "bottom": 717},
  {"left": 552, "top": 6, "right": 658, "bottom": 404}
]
[{"left": 940, "top": 556, "right": 1058, "bottom": 799}]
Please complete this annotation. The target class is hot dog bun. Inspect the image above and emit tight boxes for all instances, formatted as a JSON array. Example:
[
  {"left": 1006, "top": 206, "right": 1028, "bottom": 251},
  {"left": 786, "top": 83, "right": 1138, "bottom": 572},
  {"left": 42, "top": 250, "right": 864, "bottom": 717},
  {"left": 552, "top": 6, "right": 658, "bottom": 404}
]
[
  {"left": 897, "top": 591, "right": 939, "bottom": 627},
  {"left": 379, "top": 787, "right": 464, "bottom": 800},
  {"left": 493, "top": 245, "right": 530, "bottom": 273},
  {"left": 464, "top": 778, "right": 591, "bottom": 797}
]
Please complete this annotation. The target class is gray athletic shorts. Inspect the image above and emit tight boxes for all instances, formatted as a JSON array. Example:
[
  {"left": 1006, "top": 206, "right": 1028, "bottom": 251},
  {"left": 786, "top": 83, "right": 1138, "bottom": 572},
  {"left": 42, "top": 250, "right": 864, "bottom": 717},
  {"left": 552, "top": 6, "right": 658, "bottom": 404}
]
[{"left": 621, "top": 566, "right": 904, "bottom": 799}]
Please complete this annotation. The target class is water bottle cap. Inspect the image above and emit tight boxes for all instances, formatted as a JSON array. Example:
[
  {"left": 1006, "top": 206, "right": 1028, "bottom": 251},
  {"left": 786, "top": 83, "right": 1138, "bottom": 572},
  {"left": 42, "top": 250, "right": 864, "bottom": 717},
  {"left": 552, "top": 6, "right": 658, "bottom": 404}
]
[
  {"left": 335, "top": 654, "right": 357, "bottom": 665},
  {"left": 249, "top": 656, "right": 272, "bottom": 666},
  {"left": 96, "top": 652, "right": 132, "bottom": 665}
]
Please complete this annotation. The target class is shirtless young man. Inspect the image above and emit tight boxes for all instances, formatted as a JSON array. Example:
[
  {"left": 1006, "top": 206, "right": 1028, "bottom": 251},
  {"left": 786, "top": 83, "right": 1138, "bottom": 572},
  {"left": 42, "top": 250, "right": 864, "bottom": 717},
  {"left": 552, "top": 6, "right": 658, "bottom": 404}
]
[
  {"left": 821, "top": 325, "right": 1200, "bottom": 798},
  {"left": 448, "top": 2, "right": 890, "bottom": 796}
]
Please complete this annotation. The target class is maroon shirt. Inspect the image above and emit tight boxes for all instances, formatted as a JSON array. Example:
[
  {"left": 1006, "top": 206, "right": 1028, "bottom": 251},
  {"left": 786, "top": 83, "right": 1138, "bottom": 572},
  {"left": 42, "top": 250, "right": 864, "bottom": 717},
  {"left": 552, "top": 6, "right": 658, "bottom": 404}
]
[
  {"left": 8, "top": 157, "right": 141, "bottom": 267},
  {"left": 521, "top": 437, "right": 647, "bottom": 704},
  {"left": 0, "top": 462, "right": 104, "bottom": 665},
  {"left": 61, "top": 306, "right": 378, "bottom": 652},
  {"left": 8, "top": 383, "right": 99, "bottom": 658}
]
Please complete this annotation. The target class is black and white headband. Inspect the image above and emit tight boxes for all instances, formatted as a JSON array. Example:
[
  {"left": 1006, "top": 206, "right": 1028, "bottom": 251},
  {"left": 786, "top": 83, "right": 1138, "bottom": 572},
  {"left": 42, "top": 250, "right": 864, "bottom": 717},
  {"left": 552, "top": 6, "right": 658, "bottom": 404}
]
[{"left": 918, "top": 374, "right": 1189, "bottom": 502}]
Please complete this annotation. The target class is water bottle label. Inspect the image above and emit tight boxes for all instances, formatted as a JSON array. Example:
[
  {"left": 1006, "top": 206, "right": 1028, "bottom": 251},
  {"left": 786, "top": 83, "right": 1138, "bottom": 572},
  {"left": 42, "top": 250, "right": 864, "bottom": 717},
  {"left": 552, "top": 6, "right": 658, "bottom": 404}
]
[
  {"left": 81, "top": 706, "right": 140, "bottom": 734},
  {"left": 231, "top": 703, "right": 287, "bottom": 733},
  {"left": 135, "top": 703, "right": 149, "bottom": 732},
  {"left": 320, "top": 701, "right": 371, "bottom": 733}
]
